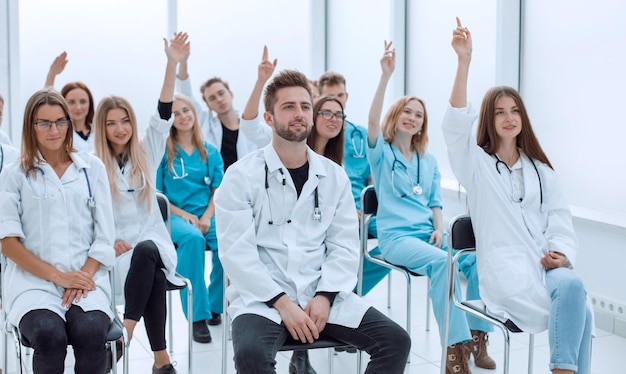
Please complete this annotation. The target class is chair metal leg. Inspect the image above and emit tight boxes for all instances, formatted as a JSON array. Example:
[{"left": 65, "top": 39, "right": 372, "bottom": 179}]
[
  {"left": 185, "top": 280, "right": 193, "bottom": 374},
  {"left": 387, "top": 273, "right": 392, "bottom": 309},
  {"left": 167, "top": 290, "right": 173, "bottom": 354},
  {"left": 425, "top": 278, "right": 431, "bottom": 332},
  {"left": 527, "top": 333, "right": 534, "bottom": 374}
]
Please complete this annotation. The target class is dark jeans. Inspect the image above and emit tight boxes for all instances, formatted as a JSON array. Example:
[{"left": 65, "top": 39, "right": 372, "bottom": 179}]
[
  {"left": 231, "top": 307, "right": 411, "bottom": 374},
  {"left": 124, "top": 240, "right": 167, "bottom": 351},
  {"left": 19, "top": 305, "right": 109, "bottom": 374}
]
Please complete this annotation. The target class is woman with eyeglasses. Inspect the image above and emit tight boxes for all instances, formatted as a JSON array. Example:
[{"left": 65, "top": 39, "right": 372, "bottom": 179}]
[
  {"left": 44, "top": 52, "right": 97, "bottom": 152},
  {"left": 367, "top": 41, "right": 494, "bottom": 374},
  {"left": 443, "top": 19, "right": 592, "bottom": 374},
  {"left": 0, "top": 88, "right": 115, "bottom": 374},
  {"left": 93, "top": 33, "right": 188, "bottom": 374},
  {"left": 156, "top": 92, "right": 225, "bottom": 344}
]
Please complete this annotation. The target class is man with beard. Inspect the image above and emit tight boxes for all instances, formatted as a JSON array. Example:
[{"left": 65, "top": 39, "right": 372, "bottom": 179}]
[{"left": 215, "top": 70, "right": 410, "bottom": 374}]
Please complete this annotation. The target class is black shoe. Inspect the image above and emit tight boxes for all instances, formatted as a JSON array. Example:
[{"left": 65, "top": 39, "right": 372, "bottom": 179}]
[
  {"left": 207, "top": 312, "right": 222, "bottom": 326},
  {"left": 192, "top": 321, "right": 212, "bottom": 343},
  {"left": 152, "top": 363, "right": 178, "bottom": 374},
  {"left": 104, "top": 339, "right": 123, "bottom": 373},
  {"left": 288, "top": 350, "right": 317, "bottom": 374}
]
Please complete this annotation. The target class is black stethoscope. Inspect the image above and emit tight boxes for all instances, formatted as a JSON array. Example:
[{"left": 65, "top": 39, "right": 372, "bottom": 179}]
[
  {"left": 495, "top": 154, "right": 544, "bottom": 209},
  {"left": 264, "top": 164, "right": 321, "bottom": 225},
  {"left": 390, "top": 143, "right": 422, "bottom": 198},
  {"left": 26, "top": 165, "right": 95, "bottom": 213},
  {"left": 348, "top": 123, "right": 366, "bottom": 159},
  {"left": 0, "top": 146, "right": 3, "bottom": 174}
]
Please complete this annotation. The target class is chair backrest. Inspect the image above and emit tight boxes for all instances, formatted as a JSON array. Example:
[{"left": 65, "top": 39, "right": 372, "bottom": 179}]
[
  {"left": 156, "top": 192, "right": 169, "bottom": 224},
  {"left": 361, "top": 185, "right": 378, "bottom": 216},
  {"left": 449, "top": 214, "right": 475, "bottom": 250}
]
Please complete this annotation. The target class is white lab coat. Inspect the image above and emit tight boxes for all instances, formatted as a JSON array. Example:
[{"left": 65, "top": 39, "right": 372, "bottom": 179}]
[
  {"left": 176, "top": 77, "right": 266, "bottom": 156},
  {"left": 73, "top": 130, "right": 94, "bottom": 152},
  {"left": 215, "top": 145, "right": 370, "bottom": 328},
  {"left": 442, "top": 104, "right": 579, "bottom": 333},
  {"left": 0, "top": 129, "right": 13, "bottom": 146},
  {"left": 111, "top": 112, "right": 181, "bottom": 304},
  {"left": 0, "top": 151, "right": 116, "bottom": 326},
  {"left": 1, "top": 143, "right": 20, "bottom": 174}
]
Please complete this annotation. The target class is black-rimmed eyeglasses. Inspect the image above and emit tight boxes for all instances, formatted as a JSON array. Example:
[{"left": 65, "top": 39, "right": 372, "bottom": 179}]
[{"left": 317, "top": 110, "right": 346, "bottom": 121}]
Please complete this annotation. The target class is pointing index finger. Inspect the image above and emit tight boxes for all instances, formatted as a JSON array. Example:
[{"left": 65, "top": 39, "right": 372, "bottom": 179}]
[
  {"left": 456, "top": 16, "right": 462, "bottom": 28},
  {"left": 262, "top": 45, "right": 268, "bottom": 61}
]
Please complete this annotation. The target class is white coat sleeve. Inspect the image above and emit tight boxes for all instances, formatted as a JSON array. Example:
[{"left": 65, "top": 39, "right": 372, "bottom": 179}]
[
  {"left": 89, "top": 158, "right": 116, "bottom": 268},
  {"left": 441, "top": 103, "right": 481, "bottom": 188},
  {"left": 542, "top": 168, "right": 578, "bottom": 266},
  {"left": 215, "top": 163, "right": 285, "bottom": 305},
  {"left": 142, "top": 111, "right": 173, "bottom": 175},
  {"left": 0, "top": 165, "right": 25, "bottom": 240},
  {"left": 316, "top": 174, "right": 360, "bottom": 294},
  {"left": 240, "top": 115, "right": 272, "bottom": 148}
]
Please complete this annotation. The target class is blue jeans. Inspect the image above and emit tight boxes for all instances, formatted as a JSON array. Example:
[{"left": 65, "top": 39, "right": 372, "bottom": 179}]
[
  {"left": 546, "top": 267, "right": 592, "bottom": 373},
  {"left": 19, "top": 306, "right": 109, "bottom": 374},
  {"left": 231, "top": 307, "right": 410, "bottom": 374},
  {"left": 380, "top": 232, "right": 493, "bottom": 346}
]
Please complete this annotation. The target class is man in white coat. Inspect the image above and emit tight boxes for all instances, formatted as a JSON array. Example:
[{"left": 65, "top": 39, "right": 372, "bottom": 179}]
[{"left": 215, "top": 70, "right": 410, "bottom": 374}]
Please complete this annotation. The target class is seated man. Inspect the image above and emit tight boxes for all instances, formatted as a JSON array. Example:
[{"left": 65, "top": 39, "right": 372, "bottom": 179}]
[{"left": 215, "top": 69, "right": 410, "bottom": 374}]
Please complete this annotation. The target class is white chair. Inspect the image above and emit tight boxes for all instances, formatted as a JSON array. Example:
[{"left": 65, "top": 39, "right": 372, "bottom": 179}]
[
  {"left": 155, "top": 191, "right": 194, "bottom": 374},
  {"left": 441, "top": 214, "right": 535, "bottom": 374}
]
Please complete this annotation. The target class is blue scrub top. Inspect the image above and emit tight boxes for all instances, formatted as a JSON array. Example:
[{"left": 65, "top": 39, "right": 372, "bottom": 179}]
[
  {"left": 367, "top": 134, "right": 442, "bottom": 243},
  {"left": 343, "top": 121, "right": 369, "bottom": 209},
  {"left": 156, "top": 141, "right": 224, "bottom": 218}
]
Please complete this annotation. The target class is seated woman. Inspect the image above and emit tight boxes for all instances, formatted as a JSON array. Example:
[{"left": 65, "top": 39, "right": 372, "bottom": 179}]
[
  {"left": 156, "top": 93, "right": 225, "bottom": 344},
  {"left": 443, "top": 18, "right": 593, "bottom": 374},
  {"left": 0, "top": 89, "right": 115, "bottom": 374},
  {"left": 366, "top": 41, "right": 494, "bottom": 374},
  {"left": 44, "top": 52, "right": 97, "bottom": 152},
  {"left": 93, "top": 32, "right": 188, "bottom": 374}
]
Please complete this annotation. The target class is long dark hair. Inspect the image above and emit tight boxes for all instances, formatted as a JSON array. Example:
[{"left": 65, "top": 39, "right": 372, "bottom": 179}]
[
  {"left": 477, "top": 86, "right": 553, "bottom": 169},
  {"left": 308, "top": 96, "right": 345, "bottom": 165}
]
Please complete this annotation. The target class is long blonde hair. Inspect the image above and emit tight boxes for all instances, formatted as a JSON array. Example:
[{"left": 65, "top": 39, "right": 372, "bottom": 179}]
[
  {"left": 94, "top": 95, "right": 153, "bottom": 209},
  {"left": 21, "top": 88, "right": 75, "bottom": 176},
  {"left": 166, "top": 94, "right": 207, "bottom": 171},
  {"left": 381, "top": 96, "right": 429, "bottom": 156}
]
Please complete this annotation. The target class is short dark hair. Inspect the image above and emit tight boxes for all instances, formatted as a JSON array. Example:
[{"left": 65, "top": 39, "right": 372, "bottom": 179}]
[
  {"left": 263, "top": 70, "right": 312, "bottom": 113},
  {"left": 318, "top": 71, "right": 346, "bottom": 93}
]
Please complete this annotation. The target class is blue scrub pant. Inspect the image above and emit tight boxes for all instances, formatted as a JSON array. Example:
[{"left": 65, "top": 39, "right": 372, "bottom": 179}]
[
  {"left": 546, "top": 267, "right": 592, "bottom": 374},
  {"left": 380, "top": 232, "right": 492, "bottom": 346},
  {"left": 358, "top": 216, "right": 392, "bottom": 296},
  {"left": 170, "top": 215, "right": 223, "bottom": 323}
]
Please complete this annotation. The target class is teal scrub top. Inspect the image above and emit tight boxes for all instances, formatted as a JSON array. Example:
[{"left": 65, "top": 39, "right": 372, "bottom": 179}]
[
  {"left": 156, "top": 141, "right": 224, "bottom": 218},
  {"left": 367, "top": 134, "right": 442, "bottom": 243},
  {"left": 343, "top": 121, "right": 369, "bottom": 209}
]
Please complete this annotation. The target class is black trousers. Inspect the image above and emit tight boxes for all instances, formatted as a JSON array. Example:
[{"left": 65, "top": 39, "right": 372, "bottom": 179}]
[{"left": 124, "top": 240, "right": 167, "bottom": 351}]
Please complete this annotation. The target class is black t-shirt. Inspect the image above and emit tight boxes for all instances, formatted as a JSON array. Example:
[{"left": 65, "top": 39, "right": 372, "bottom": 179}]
[
  {"left": 287, "top": 162, "right": 309, "bottom": 198},
  {"left": 221, "top": 124, "right": 239, "bottom": 170}
]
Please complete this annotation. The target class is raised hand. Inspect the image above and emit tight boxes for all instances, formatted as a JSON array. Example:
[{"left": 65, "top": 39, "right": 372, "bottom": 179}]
[
  {"left": 45, "top": 51, "right": 68, "bottom": 88},
  {"left": 164, "top": 31, "right": 190, "bottom": 64},
  {"left": 380, "top": 40, "right": 396, "bottom": 76},
  {"left": 451, "top": 17, "right": 472, "bottom": 59},
  {"left": 258, "top": 45, "right": 277, "bottom": 84}
]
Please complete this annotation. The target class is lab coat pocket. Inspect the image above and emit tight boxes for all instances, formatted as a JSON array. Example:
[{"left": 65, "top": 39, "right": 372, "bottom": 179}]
[{"left": 480, "top": 245, "right": 533, "bottom": 300}]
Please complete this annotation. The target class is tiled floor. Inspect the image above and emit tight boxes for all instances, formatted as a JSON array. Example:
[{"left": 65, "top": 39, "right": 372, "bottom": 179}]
[{"left": 3, "top": 264, "right": 622, "bottom": 373}]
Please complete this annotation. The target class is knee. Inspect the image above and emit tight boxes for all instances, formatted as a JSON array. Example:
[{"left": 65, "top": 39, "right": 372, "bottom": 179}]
[
  {"left": 22, "top": 317, "right": 67, "bottom": 350},
  {"left": 549, "top": 268, "right": 585, "bottom": 297},
  {"left": 233, "top": 340, "right": 273, "bottom": 370},
  {"left": 70, "top": 314, "right": 109, "bottom": 347},
  {"left": 133, "top": 240, "right": 159, "bottom": 261},
  {"left": 385, "top": 324, "right": 411, "bottom": 356}
]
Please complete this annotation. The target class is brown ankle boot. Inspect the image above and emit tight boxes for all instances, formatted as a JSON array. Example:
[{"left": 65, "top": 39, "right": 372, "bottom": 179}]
[
  {"left": 469, "top": 330, "right": 496, "bottom": 369},
  {"left": 446, "top": 342, "right": 472, "bottom": 374}
]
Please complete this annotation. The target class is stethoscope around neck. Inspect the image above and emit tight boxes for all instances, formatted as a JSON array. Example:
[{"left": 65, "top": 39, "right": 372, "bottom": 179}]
[
  {"left": 495, "top": 154, "right": 544, "bottom": 211},
  {"left": 26, "top": 165, "right": 95, "bottom": 213},
  {"left": 264, "top": 164, "right": 321, "bottom": 225},
  {"left": 390, "top": 143, "right": 422, "bottom": 197},
  {"left": 171, "top": 155, "right": 211, "bottom": 185},
  {"left": 349, "top": 123, "right": 366, "bottom": 159}
]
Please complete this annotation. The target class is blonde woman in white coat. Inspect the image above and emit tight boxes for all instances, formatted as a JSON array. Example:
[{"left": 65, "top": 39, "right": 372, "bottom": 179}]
[
  {"left": 443, "top": 18, "right": 593, "bottom": 374},
  {"left": 0, "top": 89, "right": 115, "bottom": 374},
  {"left": 94, "top": 32, "right": 188, "bottom": 374}
]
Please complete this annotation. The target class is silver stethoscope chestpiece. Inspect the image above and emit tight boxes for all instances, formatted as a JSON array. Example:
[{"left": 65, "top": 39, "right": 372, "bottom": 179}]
[
  {"left": 413, "top": 185, "right": 423, "bottom": 195},
  {"left": 204, "top": 176, "right": 210, "bottom": 185}
]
